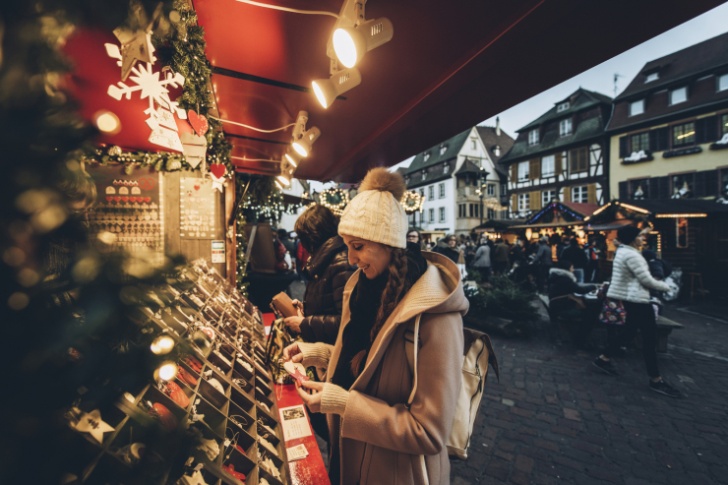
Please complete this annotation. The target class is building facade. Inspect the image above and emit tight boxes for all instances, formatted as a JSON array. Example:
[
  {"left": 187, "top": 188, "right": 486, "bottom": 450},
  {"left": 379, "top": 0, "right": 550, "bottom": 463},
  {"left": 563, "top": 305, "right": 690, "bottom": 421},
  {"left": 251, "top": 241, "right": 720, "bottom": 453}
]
[
  {"left": 607, "top": 31, "right": 728, "bottom": 202},
  {"left": 498, "top": 88, "right": 612, "bottom": 219},
  {"left": 404, "top": 125, "right": 513, "bottom": 240}
]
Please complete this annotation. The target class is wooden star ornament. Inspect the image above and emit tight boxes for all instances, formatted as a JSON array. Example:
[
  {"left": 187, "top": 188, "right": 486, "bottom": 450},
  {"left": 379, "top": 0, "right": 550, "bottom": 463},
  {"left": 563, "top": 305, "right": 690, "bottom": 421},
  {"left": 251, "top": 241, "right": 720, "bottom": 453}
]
[
  {"left": 113, "top": 27, "right": 154, "bottom": 81},
  {"left": 71, "top": 408, "right": 115, "bottom": 444}
]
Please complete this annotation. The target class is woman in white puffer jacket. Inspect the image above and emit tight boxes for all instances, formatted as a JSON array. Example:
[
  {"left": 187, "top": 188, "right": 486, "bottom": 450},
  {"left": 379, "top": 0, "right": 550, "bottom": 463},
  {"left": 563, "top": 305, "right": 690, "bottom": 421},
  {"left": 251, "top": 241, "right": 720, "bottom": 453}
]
[{"left": 592, "top": 224, "right": 681, "bottom": 398}]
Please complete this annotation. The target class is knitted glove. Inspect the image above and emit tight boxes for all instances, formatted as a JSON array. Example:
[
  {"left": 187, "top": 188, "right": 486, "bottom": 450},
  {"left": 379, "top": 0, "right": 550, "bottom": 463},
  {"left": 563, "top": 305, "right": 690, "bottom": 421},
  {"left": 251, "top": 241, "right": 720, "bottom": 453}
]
[{"left": 319, "top": 383, "right": 349, "bottom": 415}]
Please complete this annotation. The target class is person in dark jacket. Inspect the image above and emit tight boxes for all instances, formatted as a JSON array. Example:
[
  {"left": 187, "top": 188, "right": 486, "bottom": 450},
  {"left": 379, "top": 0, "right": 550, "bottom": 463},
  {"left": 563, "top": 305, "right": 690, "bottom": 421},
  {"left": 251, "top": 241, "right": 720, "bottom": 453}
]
[
  {"left": 432, "top": 233, "right": 461, "bottom": 263},
  {"left": 283, "top": 204, "right": 356, "bottom": 345},
  {"left": 548, "top": 260, "right": 598, "bottom": 348},
  {"left": 559, "top": 236, "right": 588, "bottom": 283}
]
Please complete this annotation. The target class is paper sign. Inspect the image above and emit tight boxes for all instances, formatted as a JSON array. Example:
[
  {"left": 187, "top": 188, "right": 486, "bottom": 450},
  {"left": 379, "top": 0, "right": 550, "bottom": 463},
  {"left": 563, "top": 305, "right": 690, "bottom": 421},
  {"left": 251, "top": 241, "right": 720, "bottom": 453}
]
[
  {"left": 279, "top": 404, "right": 312, "bottom": 441},
  {"left": 211, "top": 240, "right": 225, "bottom": 263}
]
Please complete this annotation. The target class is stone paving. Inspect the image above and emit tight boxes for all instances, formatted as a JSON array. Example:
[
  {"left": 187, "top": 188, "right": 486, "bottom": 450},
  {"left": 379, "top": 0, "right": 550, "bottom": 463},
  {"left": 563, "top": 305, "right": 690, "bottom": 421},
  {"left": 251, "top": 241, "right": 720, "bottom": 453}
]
[{"left": 451, "top": 302, "right": 728, "bottom": 485}]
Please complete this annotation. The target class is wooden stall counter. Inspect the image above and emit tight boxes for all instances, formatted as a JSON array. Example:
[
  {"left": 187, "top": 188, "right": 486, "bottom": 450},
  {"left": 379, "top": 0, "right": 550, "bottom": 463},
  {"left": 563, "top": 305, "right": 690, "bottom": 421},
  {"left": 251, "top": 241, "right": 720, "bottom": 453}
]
[{"left": 274, "top": 383, "right": 331, "bottom": 485}]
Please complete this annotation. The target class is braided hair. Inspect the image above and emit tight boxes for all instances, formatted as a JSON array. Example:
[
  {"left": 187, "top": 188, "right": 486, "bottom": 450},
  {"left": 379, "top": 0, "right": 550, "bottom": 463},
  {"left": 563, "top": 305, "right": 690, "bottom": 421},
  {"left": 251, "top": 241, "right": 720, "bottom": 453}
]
[{"left": 350, "top": 247, "right": 410, "bottom": 376}]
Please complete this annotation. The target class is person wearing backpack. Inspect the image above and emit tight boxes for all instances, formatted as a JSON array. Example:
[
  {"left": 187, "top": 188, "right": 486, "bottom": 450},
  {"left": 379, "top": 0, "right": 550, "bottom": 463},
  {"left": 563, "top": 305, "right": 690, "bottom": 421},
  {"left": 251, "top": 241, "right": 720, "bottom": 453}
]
[{"left": 282, "top": 168, "right": 467, "bottom": 485}]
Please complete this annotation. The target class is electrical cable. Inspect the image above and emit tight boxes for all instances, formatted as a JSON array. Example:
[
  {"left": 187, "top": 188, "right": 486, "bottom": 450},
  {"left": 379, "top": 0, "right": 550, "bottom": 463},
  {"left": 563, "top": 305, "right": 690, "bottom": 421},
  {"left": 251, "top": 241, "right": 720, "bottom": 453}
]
[{"left": 235, "top": 0, "right": 338, "bottom": 18}]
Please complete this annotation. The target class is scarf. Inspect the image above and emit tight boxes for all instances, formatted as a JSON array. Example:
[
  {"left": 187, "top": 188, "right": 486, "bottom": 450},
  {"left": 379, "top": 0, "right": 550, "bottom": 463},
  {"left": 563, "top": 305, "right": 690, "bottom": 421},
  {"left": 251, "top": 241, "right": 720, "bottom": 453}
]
[{"left": 332, "top": 243, "right": 427, "bottom": 390}]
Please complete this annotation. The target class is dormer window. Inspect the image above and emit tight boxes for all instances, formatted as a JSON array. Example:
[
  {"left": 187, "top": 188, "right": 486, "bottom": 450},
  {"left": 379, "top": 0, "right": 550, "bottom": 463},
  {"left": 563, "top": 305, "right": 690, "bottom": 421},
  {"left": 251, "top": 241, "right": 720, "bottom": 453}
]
[
  {"left": 557, "top": 101, "right": 569, "bottom": 112},
  {"left": 718, "top": 73, "right": 728, "bottom": 92},
  {"left": 440, "top": 145, "right": 447, "bottom": 155},
  {"left": 423, "top": 152, "right": 430, "bottom": 162},
  {"left": 629, "top": 99, "right": 645, "bottom": 117},
  {"left": 443, "top": 163, "right": 449, "bottom": 174},
  {"left": 645, "top": 72, "right": 659, "bottom": 83},
  {"left": 528, "top": 129, "right": 539, "bottom": 146},
  {"left": 422, "top": 169, "right": 427, "bottom": 180},
  {"left": 559, "top": 118, "right": 573, "bottom": 137},
  {"left": 494, "top": 145, "right": 501, "bottom": 157},
  {"left": 670, "top": 86, "right": 687, "bottom": 106}
]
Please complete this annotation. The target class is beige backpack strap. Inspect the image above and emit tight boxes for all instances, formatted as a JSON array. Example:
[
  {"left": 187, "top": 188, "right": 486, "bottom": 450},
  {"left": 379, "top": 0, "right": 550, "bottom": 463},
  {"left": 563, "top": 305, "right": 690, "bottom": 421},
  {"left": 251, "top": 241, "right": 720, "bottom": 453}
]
[{"left": 406, "top": 314, "right": 421, "bottom": 406}]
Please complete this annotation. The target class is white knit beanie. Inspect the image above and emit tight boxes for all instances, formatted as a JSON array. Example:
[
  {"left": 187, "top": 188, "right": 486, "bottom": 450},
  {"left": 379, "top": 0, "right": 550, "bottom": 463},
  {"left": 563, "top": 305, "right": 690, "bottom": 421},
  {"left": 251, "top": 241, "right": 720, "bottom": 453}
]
[{"left": 338, "top": 168, "right": 408, "bottom": 249}]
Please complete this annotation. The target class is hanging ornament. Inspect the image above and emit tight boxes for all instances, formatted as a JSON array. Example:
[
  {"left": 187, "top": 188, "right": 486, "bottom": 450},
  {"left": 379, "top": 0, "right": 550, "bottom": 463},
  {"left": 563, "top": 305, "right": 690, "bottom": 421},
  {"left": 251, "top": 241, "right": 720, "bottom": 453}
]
[
  {"left": 105, "top": 1, "right": 164, "bottom": 80},
  {"left": 187, "top": 110, "right": 209, "bottom": 137},
  {"left": 180, "top": 132, "right": 207, "bottom": 169},
  {"left": 400, "top": 190, "right": 425, "bottom": 215},
  {"left": 69, "top": 408, "right": 115, "bottom": 444},
  {"left": 209, "top": 163, "right": 226, "bottom": 192},
  {"left": 106, "top": 36, "right": 186, "bottom": 152},
  {"left": 320, "top": 188, "right": 349, "bottom": 215}
]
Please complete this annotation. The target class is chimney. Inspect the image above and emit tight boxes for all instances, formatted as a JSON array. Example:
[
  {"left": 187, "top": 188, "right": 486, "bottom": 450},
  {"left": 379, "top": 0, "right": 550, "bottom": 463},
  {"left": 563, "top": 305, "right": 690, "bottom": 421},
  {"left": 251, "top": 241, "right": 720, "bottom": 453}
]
[{"left": 495, "top": 116, "right": 501, "bottom": 136}]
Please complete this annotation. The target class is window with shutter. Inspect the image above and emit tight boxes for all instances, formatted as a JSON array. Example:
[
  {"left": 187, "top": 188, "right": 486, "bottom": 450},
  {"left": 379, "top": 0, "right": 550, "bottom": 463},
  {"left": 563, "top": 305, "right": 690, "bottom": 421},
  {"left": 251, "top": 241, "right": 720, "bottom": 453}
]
[
  {"left": 529, "top": 159, "right": 539, "bottom": 179},
  {"left": 556, "top": 152, "right": 563, "bottom": 174},
  {"left": 569, "top": 147, "right": 588, "bottom": 173},
  {"left": 695, "top": 116, "right": 717, "bottom": 143},
  {"left": 618, "top": 181, "right": 629, "bottom": 199},
  {"left": 587, "top": 184, "right": 597, "bottom": 203},
  {"left": 562, "top": 186, "right": 571, "bottom": 202},
  {"left": 619, "top": 136, "right": 629, "bottom": 158},
  {"left": 529, "top": 191, "right": 540, "bottom": 210},
  {"left": 654, "top": 127, "right": 669, "bottom": 151}
]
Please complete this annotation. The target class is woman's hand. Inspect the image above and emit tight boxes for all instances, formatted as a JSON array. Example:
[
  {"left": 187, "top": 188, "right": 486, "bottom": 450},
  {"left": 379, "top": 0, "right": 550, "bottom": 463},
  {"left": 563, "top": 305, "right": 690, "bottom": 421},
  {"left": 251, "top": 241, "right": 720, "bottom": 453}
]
[
  {"left": 283, "top": 316, "right": 304, "bottom": 334},
  {"left": 296, "top": 380, "right": 324, "bottom": 413},
  {"left": 282, "top": 342, "right": 304, "bottom": 363}
]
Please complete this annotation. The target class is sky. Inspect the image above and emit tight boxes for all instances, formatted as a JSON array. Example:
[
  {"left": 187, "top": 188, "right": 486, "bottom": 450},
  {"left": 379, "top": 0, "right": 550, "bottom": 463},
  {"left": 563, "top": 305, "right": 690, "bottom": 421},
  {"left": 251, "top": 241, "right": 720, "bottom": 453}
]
[
  {"left": 312, "top": 2, "right": 728, "bottom": 186},
  {"left": 478, "top": 2, "right": 728, "bottom": 138}
]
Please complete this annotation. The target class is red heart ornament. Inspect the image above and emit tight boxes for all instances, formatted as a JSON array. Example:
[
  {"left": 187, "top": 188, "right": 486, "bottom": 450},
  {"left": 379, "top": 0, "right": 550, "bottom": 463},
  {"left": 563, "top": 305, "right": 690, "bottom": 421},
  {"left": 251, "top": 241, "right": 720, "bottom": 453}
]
[
  {"left": 210, "top": 163, "right": 226, "bottom": 179},
  {"left": 187, "top": 110, "right": 209, "bottom": 137},
  {"left": 143, "top": 197, "right": 151, "bottom": 203},
  {"left": 193, "top": 184, "right": 200, "bottom": 191},
  {"left": 105, "top": 196, "right": 113, "bottom": 203}
]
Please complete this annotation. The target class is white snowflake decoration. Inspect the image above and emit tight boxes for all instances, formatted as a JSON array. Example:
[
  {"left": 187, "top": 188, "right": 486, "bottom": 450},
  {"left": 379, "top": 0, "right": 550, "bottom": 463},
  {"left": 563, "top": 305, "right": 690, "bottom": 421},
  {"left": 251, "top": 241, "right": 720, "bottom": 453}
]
[{"left": 105, "top": 34, "right": 187, "bottom": 152}]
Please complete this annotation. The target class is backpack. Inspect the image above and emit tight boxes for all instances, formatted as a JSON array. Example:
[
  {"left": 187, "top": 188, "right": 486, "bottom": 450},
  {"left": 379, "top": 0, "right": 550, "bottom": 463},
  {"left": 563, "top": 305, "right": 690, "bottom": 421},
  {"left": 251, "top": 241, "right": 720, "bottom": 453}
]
[{"left": 406, "top": 315, "right": 499, "bottom": 460}]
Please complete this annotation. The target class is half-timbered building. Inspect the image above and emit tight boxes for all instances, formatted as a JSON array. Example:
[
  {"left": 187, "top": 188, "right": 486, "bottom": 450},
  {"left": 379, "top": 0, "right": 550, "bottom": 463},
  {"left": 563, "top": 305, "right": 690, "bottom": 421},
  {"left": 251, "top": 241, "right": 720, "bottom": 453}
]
[{"left": 498, "top": 88, "right": 613, "bottom": 218}]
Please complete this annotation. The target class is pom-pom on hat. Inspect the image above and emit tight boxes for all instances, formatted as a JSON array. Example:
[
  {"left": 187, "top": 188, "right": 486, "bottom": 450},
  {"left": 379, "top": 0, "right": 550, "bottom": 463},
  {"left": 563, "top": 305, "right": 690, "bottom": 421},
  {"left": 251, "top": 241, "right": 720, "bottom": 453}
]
[
  {"left": 338, "top": 167, "right": 408, "bottom": 248},
  {"left": 617, "top": 224, "right": 641, "bottom": 246}
]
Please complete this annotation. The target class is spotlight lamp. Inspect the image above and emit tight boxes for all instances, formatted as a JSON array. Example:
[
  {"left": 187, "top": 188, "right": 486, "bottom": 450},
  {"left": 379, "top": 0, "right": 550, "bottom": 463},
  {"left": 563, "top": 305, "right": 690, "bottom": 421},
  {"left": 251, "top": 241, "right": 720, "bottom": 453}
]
[
  {"left": 291, "top": 111, "right": 321, "bottom": 158},
  {"left": 332, "top": 0, "right": 393, "bottom": 68},
  {"left": 276, "top": 173, "right": 292, "bottom": 189},
  {"left": 284, "top": 150, "right": 300, "bottom": 168},
  {"left": 312, "top": 64, "right": 362, "bottom": 109}
]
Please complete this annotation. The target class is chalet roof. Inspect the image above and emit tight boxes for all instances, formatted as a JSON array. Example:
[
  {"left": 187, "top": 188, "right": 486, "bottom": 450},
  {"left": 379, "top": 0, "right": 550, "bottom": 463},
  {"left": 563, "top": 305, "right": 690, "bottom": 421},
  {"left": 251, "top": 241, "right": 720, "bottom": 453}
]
[
  {"left": 454, "top": 158, "right": 482, "bottom": 175},
  {"left": 587, "top": 199, "right": 728, "bottom": 223},
  {"left": 518, "top": 88, "right": 613, "bottom": 132},
  {"left": 499, "top": 88, "right": 612, "bottom": 164},
  {"left": 476, "top": 125, "right": 514, "bottom": 178},
  {"left": 615, "top": 32, "right": 728, "bottom": 102},
  {"left": 407, "top": 130, "right": 470, "bottom": 173},
  {"left": 524, "top": 201, "right": 597, "bottom": 226}
]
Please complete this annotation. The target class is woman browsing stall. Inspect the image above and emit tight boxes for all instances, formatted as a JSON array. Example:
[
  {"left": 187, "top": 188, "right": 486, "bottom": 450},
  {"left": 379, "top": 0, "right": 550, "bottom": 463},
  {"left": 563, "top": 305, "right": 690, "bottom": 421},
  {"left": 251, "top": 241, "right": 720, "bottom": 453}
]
[
  {"left": 282, "top": 204, "right": 355, "bottom": 345},
  {"left": 283, "top": 168, "right": 467, "bottom": 485}
]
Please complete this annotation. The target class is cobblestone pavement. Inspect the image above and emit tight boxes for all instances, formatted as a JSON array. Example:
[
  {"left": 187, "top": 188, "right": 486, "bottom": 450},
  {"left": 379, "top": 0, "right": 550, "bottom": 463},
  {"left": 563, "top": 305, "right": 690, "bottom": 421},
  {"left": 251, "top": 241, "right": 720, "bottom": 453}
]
[{"left": 451, "top": 302, "right": 728, "bottom": 485}]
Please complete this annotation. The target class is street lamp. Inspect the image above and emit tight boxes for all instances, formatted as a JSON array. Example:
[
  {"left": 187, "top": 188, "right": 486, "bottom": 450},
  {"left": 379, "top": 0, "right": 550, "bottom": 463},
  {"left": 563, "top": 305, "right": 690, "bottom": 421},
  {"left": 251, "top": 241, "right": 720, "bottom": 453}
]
[{"left": 476, "top": 167, "right": 490, "bottom": 226}]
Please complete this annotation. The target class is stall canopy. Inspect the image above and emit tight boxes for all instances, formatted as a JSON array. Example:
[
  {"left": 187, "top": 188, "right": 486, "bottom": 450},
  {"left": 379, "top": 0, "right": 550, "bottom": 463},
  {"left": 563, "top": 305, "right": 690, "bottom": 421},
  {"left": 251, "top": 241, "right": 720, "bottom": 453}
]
[
  {"left": 586, "top": 199, "right": 728, "bottom": 227},
  {"left": 64, "top": 0, "right": 725, "bottom": 183},
  {"left": 510, "top": 201, "right": 599, "bottom": 229}
]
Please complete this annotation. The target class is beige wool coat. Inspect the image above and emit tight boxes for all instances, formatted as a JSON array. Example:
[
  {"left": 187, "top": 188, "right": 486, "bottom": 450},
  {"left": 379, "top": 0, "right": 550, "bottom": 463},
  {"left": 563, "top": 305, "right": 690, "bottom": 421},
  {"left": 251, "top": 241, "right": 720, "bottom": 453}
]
[{"left": 300, "top": 251, "right": 468, "bottom": 485}]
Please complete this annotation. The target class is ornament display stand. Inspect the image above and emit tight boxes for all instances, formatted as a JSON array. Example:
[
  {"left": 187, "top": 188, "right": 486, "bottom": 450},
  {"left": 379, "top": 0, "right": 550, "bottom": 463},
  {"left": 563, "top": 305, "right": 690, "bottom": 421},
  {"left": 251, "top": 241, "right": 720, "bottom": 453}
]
[{"left": 64, "top": 258, "right": 329, "bottom": 484}]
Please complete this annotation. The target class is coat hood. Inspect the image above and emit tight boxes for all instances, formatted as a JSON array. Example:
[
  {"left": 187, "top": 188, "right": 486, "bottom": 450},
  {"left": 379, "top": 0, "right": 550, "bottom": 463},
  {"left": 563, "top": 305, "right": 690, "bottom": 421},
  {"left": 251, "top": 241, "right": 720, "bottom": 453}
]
[{"left": 335, "top": 250, "right": 468, "bottom": 376}]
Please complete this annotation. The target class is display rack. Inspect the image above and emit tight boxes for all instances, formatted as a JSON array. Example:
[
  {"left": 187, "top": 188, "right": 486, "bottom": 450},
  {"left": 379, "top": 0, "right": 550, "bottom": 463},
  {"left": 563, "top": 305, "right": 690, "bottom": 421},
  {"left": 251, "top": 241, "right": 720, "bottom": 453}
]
[{"left": 65, "top": 259, "right": 290, "bottom": 485}]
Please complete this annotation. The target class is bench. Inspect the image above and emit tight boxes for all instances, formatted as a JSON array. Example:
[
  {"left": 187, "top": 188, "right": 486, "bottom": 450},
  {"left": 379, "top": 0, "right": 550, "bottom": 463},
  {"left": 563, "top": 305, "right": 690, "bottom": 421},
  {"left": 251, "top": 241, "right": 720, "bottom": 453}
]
[{"left": 537, "top": 294, "right": 684, "bottom": 353}]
